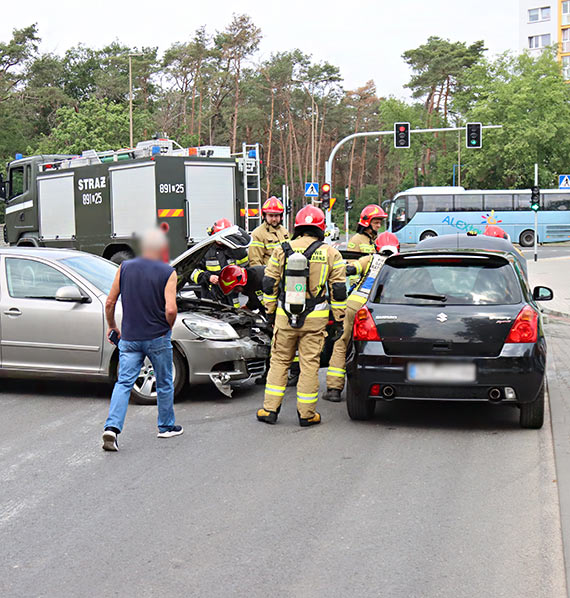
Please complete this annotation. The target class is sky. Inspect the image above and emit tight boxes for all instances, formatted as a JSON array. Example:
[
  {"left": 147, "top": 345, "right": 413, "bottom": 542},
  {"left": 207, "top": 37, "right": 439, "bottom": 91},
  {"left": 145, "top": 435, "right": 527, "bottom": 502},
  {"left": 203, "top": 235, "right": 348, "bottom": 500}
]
[{"left": 1, "top": 0, "right": 519, "bottom": 98}]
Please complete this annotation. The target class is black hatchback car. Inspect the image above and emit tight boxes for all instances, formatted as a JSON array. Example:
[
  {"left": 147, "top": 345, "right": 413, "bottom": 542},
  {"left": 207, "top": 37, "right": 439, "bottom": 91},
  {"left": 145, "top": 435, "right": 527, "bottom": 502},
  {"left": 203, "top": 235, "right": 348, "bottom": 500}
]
[{"left": 346, "top": 248, "right": 553, "bottom": 428}]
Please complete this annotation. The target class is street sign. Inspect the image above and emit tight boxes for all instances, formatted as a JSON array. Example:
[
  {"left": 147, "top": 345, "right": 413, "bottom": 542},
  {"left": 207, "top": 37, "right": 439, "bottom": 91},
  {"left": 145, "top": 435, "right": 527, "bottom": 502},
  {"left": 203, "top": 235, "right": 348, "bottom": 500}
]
[
  {"left": 304, "top": 182, "right": 319, "bottom": 197},
  {"left": 328, "top": 197, "right": 336, "bottom": 212},
  {"left": 559, "top": 175, "right": 570, "bottom": 189}
]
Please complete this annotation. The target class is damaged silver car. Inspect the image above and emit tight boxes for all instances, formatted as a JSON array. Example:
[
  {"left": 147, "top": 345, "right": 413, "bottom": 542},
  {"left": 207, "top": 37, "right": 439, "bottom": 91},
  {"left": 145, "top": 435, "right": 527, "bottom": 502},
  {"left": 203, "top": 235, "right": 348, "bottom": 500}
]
[{"left": 0, "top": 226, "right": 271, "bottom": 404}]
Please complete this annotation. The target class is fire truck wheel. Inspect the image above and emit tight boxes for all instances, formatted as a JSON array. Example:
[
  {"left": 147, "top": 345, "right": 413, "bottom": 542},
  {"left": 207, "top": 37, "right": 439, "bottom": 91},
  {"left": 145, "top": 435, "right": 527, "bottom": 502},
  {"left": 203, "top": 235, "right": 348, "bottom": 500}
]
[{"left": 110, "top": 250, "right": 134, "bottom": 265}]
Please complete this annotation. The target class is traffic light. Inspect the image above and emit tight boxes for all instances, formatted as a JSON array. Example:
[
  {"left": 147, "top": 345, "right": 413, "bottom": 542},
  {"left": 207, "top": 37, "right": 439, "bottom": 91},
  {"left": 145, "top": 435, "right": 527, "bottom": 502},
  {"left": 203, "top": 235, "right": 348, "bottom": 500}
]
[
  {"left": 321, "top": 183, "right": 331, "bottom": 210},
  {"left": 345, "top": 197, "right": 353, "bottom": 211},
  {"left": 466, "top": 122, "right": 482, "bottom": 148},
  {"left": 530, "top": 186, "right": 540, "bottom": 212},
  {"left": 394, "top": 122, "right": 410, "bottom": 148}
]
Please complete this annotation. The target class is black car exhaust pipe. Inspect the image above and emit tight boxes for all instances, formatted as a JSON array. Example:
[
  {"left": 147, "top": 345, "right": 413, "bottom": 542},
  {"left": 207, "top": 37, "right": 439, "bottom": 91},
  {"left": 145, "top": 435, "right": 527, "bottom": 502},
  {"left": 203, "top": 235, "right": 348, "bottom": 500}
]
[
  {"left": 382, "top": 385, "right": 395, "bottom": 399},
  {"left": 488, "top": 388, "right": 502, "bottom": 402}
]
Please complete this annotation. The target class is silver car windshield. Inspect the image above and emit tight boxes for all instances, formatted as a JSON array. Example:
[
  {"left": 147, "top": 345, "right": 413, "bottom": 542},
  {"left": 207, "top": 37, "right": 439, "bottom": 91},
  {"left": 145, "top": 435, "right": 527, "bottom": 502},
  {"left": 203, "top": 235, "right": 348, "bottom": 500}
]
[{"left": 60, "top": 255, "right": 118, "bottom": 294}]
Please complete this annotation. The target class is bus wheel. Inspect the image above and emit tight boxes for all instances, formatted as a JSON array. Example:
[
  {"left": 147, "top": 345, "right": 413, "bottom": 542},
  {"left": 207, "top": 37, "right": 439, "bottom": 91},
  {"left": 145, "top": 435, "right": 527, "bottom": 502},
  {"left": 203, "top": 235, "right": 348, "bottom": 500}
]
[
  {"left": 519, "top": 229, "right": 535, "bottom": 248},
  {"left": 420, "top": 230, "right": 437, "bottom": 241}
]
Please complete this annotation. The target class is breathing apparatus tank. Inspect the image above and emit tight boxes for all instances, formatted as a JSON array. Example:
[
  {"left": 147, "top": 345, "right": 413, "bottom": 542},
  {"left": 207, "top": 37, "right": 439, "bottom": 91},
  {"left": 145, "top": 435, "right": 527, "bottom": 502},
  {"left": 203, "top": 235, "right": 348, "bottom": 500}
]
[{"left": 284, "top": 251, "right": 308, "bottom": 321}]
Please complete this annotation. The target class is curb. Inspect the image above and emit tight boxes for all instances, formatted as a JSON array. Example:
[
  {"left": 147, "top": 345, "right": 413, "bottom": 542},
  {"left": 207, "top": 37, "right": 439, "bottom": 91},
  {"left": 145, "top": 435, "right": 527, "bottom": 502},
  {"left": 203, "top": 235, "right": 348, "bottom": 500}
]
[{"left": 540, "top": 307, "right": 570, "bottom": 319}]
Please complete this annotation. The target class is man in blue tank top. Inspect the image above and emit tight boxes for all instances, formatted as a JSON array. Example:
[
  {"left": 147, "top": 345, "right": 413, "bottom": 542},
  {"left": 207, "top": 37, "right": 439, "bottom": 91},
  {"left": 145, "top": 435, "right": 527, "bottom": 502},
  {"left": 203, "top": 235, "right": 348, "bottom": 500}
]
[{"left": 102, "top": 228, "right": 183, "bottom": 452}]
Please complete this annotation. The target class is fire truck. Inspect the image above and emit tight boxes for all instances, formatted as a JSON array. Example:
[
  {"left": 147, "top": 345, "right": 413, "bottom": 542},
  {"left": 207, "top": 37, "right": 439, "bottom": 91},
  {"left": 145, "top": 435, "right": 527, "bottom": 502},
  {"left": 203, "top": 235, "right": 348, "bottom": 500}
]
[{"left": 0, "top": 137, "right": 263, "bottom": 262}]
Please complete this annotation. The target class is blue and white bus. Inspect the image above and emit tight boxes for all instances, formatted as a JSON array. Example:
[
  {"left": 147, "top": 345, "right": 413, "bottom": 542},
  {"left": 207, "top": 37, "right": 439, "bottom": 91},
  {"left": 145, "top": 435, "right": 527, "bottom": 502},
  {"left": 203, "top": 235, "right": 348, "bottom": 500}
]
[{"left": 387, "top": 186, "right": 570, "bottom": 246}]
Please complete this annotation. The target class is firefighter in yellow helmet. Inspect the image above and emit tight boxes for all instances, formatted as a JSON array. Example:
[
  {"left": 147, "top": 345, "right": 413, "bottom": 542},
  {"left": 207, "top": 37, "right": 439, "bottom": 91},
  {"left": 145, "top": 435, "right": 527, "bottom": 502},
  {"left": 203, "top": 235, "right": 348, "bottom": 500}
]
[
  {"left": 323, "top": 231, "right": 400, "bottom": 402},
  {"left": 347, "top": 204, "right": 388, "bottom": 254},
  {"left": 257, "top": 205, "right": 347, "bottom": 427},
  {"left": 248, "top": 196, "right": 290, "bottom": 267}
]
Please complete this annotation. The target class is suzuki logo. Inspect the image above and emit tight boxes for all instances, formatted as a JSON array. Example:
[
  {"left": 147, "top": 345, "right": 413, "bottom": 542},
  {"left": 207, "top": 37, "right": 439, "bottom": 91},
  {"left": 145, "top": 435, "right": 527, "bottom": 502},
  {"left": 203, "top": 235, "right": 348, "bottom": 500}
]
[{"left": 436, "top": 312, "right": 448, "bottom": 323}]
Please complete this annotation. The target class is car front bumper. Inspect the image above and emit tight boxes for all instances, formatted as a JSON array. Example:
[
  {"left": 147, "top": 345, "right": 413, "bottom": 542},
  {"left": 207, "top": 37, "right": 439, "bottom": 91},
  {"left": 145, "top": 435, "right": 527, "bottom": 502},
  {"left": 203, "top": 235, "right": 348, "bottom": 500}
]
[
  {"left": 175, "top": 334, "right": 270, "bottom": 386},
  {"left": 347, "top": 340, "right": 546, "bottom": 404}
]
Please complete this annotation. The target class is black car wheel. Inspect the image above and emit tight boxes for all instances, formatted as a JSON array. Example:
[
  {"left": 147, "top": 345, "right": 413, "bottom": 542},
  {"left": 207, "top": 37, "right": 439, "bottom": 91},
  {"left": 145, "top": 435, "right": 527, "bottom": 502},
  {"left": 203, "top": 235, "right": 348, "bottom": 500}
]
[
  {"left": 420, "top": 230, "right": 437, "bottom": 241},
  {"left": 130, "top": 348, "right": 187, "bottom": 405},
  {"left": 346, "top": 377, "right": 376, "bottom": 420},
  {"left": 110, "top": 250, "right": 134, "bottom": 265},
  {"left": 519, "top": 385, "right": 544, "bottom": 429},
  {"left": 519, "top": 229, "right": 535, "bottom": 248}
]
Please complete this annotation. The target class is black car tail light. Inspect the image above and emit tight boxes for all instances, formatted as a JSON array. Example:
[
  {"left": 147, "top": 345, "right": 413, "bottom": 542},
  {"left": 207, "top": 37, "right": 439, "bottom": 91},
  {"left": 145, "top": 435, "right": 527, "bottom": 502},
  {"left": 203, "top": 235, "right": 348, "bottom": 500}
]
[
  {"left": 353, "top": 307, "right": 381, "bottom": 341},
  {"left": 505, "top": 306, "right": 538, "bottom": 343}
]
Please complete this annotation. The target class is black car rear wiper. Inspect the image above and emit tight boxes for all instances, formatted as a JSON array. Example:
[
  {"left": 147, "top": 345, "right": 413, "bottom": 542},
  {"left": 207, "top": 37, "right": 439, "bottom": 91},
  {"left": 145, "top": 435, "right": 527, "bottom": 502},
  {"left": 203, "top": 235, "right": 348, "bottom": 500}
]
[{"left": 404, "top": 293, "right": 447, "bottom": 302}]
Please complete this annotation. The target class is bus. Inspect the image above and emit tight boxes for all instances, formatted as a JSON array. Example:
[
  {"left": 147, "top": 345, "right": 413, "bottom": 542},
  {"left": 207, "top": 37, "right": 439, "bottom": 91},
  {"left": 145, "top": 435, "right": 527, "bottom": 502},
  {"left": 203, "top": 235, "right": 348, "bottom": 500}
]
[{"left": 387, "top": 186, "right": 570, "bottom": 246}]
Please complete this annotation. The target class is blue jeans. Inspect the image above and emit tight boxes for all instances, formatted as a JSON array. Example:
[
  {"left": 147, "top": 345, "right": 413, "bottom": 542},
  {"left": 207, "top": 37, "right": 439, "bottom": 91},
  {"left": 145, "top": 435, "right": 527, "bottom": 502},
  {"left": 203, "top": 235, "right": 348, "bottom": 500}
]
[{"left": 105, "top": 331, "right": 176, "bottom": 433}]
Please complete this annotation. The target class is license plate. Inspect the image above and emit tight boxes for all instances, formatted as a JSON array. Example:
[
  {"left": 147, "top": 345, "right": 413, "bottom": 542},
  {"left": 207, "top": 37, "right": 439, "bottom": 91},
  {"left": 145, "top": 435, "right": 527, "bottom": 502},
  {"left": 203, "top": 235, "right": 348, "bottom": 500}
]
[{"left": 407, "top": 362, "right": 476, "bottom": 383}]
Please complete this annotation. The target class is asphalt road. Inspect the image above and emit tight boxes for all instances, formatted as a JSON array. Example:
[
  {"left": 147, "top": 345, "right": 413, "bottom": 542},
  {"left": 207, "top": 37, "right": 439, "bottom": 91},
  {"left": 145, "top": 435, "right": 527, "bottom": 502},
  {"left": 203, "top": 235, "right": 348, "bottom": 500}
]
[{"left": 1, "top": 323, "right": 567, "bottom": 598}]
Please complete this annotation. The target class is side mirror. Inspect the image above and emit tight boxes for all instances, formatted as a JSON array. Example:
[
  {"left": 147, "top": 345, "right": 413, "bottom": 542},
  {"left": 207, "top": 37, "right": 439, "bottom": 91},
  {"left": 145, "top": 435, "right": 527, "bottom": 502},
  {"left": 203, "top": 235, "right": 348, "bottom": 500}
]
[
  {"left": 55, "top": 285, "right": 88, "bottom": 303},
  {"left": 0, "top": 173, "right": 5, "bottom": 201},
  {"left": 533, "top": 286, "right": 553, "bottom": 302}
]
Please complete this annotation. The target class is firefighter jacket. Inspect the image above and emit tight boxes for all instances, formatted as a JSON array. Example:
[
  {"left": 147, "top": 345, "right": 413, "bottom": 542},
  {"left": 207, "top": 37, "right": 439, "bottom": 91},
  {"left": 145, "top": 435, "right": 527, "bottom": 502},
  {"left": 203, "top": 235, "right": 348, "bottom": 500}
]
[
  {"left": 347, "top": 254, "right": 386, "bottom": 310},
  {"left": 347, "top": 230, "right": 376, "bottom": 254},
  {"left": 249, "top": 222, "right": 290, "bottom": 267},
  {"left": 262, "top": 234, "right": 347, "bottom": 331},
  {"left": 191, "top": 243, "right": 249, "bottom": 306},
  {"left": 242, "top": 265, "right": 265, "bottom": 314}
]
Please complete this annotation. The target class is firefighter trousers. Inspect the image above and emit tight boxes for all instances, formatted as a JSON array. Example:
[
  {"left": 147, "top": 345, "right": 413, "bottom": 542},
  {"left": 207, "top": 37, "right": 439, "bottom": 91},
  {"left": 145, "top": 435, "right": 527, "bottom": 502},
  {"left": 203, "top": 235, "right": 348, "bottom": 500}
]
[
  {"left": 325, "top": 305, "right": 358, "bottom": 391},
  {"left": 264, "top": 325, "right": 327, "bottom": 419}
]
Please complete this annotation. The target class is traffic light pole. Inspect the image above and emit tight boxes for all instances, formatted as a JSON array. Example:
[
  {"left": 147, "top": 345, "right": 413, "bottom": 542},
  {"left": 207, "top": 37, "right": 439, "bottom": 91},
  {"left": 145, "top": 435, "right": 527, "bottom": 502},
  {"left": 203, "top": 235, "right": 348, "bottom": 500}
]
[
  {"left": 534, "top": 163, "right": 538, "bottom": 263},
  {"left": 323, "top": 125, "right": 503, "bottom": 228},
  {"left": 345, "top": 186, "right": 350, "bottom": 244}
]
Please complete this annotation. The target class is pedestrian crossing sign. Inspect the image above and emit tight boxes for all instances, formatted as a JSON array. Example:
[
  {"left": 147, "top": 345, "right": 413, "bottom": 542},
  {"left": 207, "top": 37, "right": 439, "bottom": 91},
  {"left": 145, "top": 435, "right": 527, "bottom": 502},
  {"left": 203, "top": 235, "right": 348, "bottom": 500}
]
[
  {"left": 304, "top": 182, "right": 319, "bottom": 197},
  {"left": 559, "top": 175, "right": 570, "bottom": 189}
]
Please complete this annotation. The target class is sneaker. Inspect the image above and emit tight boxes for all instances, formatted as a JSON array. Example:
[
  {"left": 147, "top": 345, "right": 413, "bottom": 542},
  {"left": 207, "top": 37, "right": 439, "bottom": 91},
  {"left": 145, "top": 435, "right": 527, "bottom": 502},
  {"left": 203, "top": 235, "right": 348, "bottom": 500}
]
[
  {"left": 102, "top": 429, "right": 119, "bottom": 452},
  {"left": 298, "top": 412, "right": 322, "bottom": 427},
  {"left": 157, "top": 425, "right": 184, "bottom": 438},
  {"left": 322, "top": 388, "right": 342, "bottom": 402}
]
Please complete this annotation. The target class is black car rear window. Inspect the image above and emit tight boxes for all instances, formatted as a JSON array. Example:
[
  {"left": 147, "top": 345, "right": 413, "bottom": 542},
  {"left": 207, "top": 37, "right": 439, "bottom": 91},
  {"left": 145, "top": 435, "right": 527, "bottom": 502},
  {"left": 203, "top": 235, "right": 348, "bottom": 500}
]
[{"left": 372, "top": 256, "right": 522, "bottom": 306}]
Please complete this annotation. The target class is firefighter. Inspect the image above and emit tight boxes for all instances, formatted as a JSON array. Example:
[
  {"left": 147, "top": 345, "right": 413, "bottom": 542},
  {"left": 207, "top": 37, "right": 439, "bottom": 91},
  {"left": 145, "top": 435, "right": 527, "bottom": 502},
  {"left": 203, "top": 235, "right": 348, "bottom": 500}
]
[
  {"left": 323, "top": 231, "right": 399, "bottom": 402},
  {"left": 218, "top": 264, "right": 265, "bottom": 314},
  {"left": 191, "top": 218, "right": 249, "bottom": 307},
  {"left": 257, "top": 205, "right": 347, "bottom": 427},
  {"left": 347, "top": 204, "right": 387, "bottom": 254},
  {"left": 249, "top": 196, "right": 290, "bottom": 266}
]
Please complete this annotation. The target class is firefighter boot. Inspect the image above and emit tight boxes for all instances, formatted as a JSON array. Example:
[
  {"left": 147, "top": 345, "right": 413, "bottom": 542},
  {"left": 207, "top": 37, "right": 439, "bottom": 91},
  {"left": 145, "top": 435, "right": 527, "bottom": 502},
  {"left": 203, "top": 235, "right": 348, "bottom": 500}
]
[
  {"left": 257, "top": 408, "right": 278, "bottom": 424},
  {"left": 298, "top": 411, "right": 322, "bottom": 427},
  {"left": 322, "top": 388, "right": 342, "bottom": 402}
]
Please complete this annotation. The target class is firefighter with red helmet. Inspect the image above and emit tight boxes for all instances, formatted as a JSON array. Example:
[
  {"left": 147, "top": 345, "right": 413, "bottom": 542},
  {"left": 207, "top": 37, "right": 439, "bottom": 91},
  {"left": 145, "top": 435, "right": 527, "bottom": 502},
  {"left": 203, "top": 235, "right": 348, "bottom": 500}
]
[
  {"left": 249, "top": 196, "right": 290, "bottom": 267},
  {"left": 218, "top": 264, "right": 265, "bottom": 314},
  {"left": 257, "top": 205, "right": 347, "bottom": 427},
  {"left": 347, "top": 204, "right": 387, "bottom": 254},
  {"left": 191, "top": 218, "right": 249, "bottom": 306},
  {"left": 323, "top": 231, "right": 399, "bottom": 402}
]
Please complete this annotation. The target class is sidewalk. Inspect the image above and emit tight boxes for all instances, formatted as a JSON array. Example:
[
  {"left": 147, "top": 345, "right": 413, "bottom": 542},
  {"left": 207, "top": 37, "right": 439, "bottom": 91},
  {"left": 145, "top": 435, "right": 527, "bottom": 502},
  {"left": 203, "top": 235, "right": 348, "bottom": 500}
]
[{"left": 528, "top": 255, "right": 570, "bottom": 317}]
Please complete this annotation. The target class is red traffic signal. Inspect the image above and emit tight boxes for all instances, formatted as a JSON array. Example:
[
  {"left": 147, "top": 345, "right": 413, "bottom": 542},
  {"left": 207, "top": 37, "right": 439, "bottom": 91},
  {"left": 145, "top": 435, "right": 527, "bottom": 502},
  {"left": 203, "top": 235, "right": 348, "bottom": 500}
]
[
  {"left": 394, "top": 122, "right": 410, "bottom": 148},
  {"left": 322, "top": 183, "right": 331, "bottom": 194}
]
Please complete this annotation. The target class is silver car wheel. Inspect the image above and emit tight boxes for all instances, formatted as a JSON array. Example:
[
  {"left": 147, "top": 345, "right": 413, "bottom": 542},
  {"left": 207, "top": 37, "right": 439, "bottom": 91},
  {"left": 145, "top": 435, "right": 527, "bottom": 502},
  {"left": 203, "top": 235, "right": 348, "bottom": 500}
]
[{"left": 133, "top": 357, "right": 177, "bottom": 399}]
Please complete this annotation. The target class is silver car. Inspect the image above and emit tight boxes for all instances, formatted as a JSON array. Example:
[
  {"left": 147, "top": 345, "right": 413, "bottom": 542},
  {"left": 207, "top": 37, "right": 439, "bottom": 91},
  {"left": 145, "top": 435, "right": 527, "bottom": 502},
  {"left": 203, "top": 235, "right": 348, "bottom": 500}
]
[{"left": 0, "top": 227, "right": 270, "bottom": 404}]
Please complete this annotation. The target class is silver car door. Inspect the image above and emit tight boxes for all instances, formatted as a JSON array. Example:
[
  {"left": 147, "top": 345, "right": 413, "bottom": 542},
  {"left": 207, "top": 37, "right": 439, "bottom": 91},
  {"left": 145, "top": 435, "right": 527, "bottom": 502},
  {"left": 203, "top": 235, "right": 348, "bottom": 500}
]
[{"left": 1, "top": 256, "right": 103, "bottom": 372}]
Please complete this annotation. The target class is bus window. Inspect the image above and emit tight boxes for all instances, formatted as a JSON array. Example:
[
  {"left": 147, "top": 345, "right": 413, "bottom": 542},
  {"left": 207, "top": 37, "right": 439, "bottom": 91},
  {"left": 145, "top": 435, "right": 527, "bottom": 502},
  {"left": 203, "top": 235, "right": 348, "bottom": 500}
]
[
  {"left": 543, "top": 193, "right": 570, "bottom": 211},
  {"left": 514, "top": 193, "right": 531, "bottom": 211},
  {"left": 484, "top": 194, "right": 513, "bottom": 210},
  {"left": 421, "top": 195, "right": 453, "bottom": 212},
  {"left": 392, "top": 197, "right": 407, "bottom": 231},
  {"left": 9, "top": 166, "right": 24, "bottom": 199},
  {"left": 454, "top": 194, "right": 483, "bottom": 211}
]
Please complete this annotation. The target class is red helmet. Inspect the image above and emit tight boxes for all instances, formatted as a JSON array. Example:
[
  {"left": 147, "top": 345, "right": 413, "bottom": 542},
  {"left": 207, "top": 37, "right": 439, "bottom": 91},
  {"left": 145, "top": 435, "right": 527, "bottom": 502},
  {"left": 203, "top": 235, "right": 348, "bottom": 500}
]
[
  {"left": 484, "top": 225, "right": 508, "bottom": 239},
  {"left": 262, "top": 196, "right": 284, "bottom": 215},
  {"left": 294, "top": 205, "right": 326, "bottom": 232},
  {"left": 358, "top": 204, "right": 387, "bottom": 227},
  {"left": 210, "top": 218, "right": 232, "bottom": 235},
  {"left": 218, "top": 265, "right": 247, "bottom": 295},
  {"left": 375, "top": 231, "right": 400, "bottom": 256}
]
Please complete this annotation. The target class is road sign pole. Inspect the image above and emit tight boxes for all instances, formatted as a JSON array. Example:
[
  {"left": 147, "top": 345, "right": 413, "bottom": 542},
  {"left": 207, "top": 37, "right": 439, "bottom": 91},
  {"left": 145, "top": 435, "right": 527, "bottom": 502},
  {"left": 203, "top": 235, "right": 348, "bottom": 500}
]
[
  {"left": 345, "top": 186, "right": 350, "bottom": 244},
  {"left": 534, "top": 163, "right": 538, "bottom": 263}
]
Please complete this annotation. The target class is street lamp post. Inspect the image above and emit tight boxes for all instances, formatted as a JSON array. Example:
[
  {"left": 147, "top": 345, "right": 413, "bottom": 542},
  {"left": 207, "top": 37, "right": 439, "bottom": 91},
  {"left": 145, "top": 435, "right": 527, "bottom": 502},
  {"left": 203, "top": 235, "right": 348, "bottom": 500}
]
[{"left": 128, "top": 53, "right": 143, "bottom": 148}]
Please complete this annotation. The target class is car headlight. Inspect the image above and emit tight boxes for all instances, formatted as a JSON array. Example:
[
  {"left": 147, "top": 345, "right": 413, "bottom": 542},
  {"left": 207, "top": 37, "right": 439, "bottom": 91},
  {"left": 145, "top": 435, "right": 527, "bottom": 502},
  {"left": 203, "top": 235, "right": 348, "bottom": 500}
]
[{"left": 182, "top": 315, "right": 239, "bottom": 340}]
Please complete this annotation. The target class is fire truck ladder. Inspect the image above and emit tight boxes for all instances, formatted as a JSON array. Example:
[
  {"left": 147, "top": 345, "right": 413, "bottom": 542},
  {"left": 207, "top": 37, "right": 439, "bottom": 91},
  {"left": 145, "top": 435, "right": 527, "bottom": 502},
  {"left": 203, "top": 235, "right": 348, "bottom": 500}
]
[{"left": 242, "top": 142, "right": 262, "bottom": 232}]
